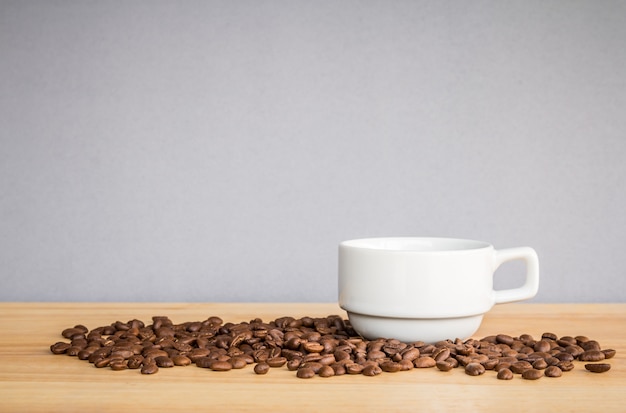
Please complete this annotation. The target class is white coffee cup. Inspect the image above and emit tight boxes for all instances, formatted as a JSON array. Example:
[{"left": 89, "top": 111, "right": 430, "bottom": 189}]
[{"left": 338, "top": 237, "right": 539, "bottom": 343}]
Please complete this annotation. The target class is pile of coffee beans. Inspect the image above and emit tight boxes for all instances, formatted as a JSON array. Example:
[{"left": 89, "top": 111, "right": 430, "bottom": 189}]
[{"left": 50, "top": 315, "right": 615, "bottom": 380}]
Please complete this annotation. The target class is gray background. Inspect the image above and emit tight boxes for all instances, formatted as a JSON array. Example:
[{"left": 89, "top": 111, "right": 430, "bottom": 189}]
[{"left": 1, "top": 1, "right": 625, "bottom": 303}]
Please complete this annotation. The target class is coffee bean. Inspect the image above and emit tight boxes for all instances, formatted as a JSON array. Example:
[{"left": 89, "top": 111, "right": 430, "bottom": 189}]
[
  {"left": 210, "top": 360, "right": 233, "bottom": 371},
  {"left": 544, "top": 365, "right": 563, "bottom": 377},
  {"left": 581, "top": 340, "right": 601, "bottom": 351},
  {"left": 534, "top": 340, "right": 551, "bottom": 353},
  {"left": 510, "top": 361, "right": 533, "bottom": 374},
  {"left": 172, "top": 355, "right": 192, "bottom": 366},
  {"left": 318, "top": 365, "right": 335, "bottom": 377},
  {"left": 229, "top": 356, "right": 248, "bottom": 369},
  {"left": 602, "top": 349, "right": 616, "bottom": 359},
  {"left": 433, "top": 347, "right": 451, "bottom": 362},
  {"left": 585, "top": 363, "right": 611, "bottom": 373},
  {"left": 554, "top": 352, "right": 575, "bottom": 362},
  {"left": 497, "top": 368, "right": 514, "bottom": 380},
  {"left": 141, "top": 363, "right": 158, "bottom": 375},
  {"left": 127, "top": 355, "right": 144, "bottom": 369},
  {"left": 481, "top": 358, "right": 499, "bottom": 371},
  {"left": 286, "top": 358, "right": 302, "bottom": 371},
  {"left": 556, "top": 361, "right": 575, "bottom": 372},
  {"left": 380, "top": 361, "right": 402, "bottom": 373},
  {"left": 496, "top": 334, "right": 515, "bottom": 346},
  {"left": 50, "top": 342, "right": 71, "bottom": 354},
  {"left": 254, "top": 362, "right": 270, "bottom": 375},
  {"left": 362, "top": 364, "right": 382, "bottom": 376},
  {"left": 94, "top": 358, "right": 111, "bottom": 368},
  {"left": 532, "top": 359, "right": 548, "bottom": 370},
  {"left": 522, "top": 368, "right": 543, "bottom": 380},
  {"left": 465, "top": 363, "right": 485, "bottom": 376},
  {"left": 266, "top": 357, "right": 288, "bottom": 368},
  {"left": 301, "top": 361, "right": 323, "bottom": 374},
  {"left": 296, "top": 366, "right": 315, "bottom": 379},
  {"left": 330, "top": 363, "right": 346, "bottom": 376},
  {"left": 579, "top": 350, "right": 605, "bottom": 362},
  {"left": 154, "top": 356, "right": 174, "bottom": 368},
  {"left": 436, "top": 360, "right": 454, "bottom": 372},
  {"left": 110, "top": 361, "right": 128, "bottom": 371},
  {"left": 345, "top": 363, "right": 364, "bottom": 374},
  {"left": 414, "top": 356, "right": 436, "bottom": 368},
  {"left": 302, "top": 342, "right": 324, "bottom": 353}
]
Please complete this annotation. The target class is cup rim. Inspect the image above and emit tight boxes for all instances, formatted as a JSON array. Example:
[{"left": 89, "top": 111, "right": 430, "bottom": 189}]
[{"left": 339, "top": 237, "right": 492, "bottom": 252}]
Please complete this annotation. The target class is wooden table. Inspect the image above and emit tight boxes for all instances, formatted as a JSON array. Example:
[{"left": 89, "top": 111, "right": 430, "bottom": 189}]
[{"left": 1, "top": 303, "right": 624, "bottom": 412}]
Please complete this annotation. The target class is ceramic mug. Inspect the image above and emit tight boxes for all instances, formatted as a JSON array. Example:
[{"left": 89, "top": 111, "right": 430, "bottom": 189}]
[{"left": 338, "top": 237, "right": 539, "bottom": 343}]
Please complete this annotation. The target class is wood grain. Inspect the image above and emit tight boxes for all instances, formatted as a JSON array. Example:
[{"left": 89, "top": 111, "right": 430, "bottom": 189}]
[{"left": 1, "top": 302, "right": 624, "bottom": 412}]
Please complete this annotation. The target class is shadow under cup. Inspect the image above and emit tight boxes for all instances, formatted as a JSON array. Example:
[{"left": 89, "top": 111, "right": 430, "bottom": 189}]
[{"left": 338, "top": 237, "right": 539, "bottom": 343}]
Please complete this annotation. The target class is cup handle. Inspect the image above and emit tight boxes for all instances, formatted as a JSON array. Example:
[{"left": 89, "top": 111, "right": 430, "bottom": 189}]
[{"left": 493, "top": 247, "right": 540, "bottom": 304}]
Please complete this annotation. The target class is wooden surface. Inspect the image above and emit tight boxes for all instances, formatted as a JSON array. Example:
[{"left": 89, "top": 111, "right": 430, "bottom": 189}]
[{"left": 1, "top": 302, "right": 624, "bottom": 412}]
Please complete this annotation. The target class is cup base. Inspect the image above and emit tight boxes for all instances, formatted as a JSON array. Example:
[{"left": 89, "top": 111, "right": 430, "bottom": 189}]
[{"left": 346, "top": 312, "right": 484, "bottom": 344}]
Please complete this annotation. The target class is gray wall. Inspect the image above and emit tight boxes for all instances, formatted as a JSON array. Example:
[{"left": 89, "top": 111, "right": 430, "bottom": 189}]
[{"left": 1, "top": 1, "right": 625, "bottom": 303}]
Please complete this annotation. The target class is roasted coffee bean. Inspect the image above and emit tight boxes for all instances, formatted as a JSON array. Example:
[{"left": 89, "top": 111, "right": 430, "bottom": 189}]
[
  {"left": 345, "top": 363, "right": 364, "bottom": 374},
  {"left": 318, "top": 354, "right": 336, "bottom": 366},
  {"left": 195, "top": 357, "right": 214, "bottom": 369},
  {"left": 465, "top": 363, "right": 486, "bottom": 376},
  {"left": 380, "top": 361, "right": 402, "bottom": 373},
  {"left": 557, "top": 361, "right": 575, "bottom": 372},
  {"left": 318, "top": 365, "right": 335, "bottom": 377},
  {"left": 127, "top": 355, "right": 144, "bottom": 369},
  {"left": 534, "top": 340, "right": 551, "bottom": 353},
  {"left": 331, "top": 363, "right": 346, "bottom": 376},
  {"left": 436, "top": 360, "right": 454, "bottom": 372},
  {"left": 286, "top": 358, "right": 302, "bottom": 371},
  {"left": 267, "top": 357, "right": 288, "bottom": 368},
  {"left": 66, "top": 346, "right": 82, "bottom": 356},
  {"left": 111, "top": 349, "right": 134, "bottom": 359},
  {"left": 532, "top": 359, "right": 548, "bottom": 370},
  {"left": 229, "top": 356, "right": 248, "bottom": 369},
  {"left": 50, "top": 342, "right": 71, "bottom": 354},
  {"left": 210, "top": 360, "right": 233, "bottom": 371},
  {"left": 172, "top": 355, "right": 192, "bottom": 366},
  {"left": 154, "top": 356, "right": 174, "bottom": 368},
  {"left": 544, "top": 365, "right": 563, "bottom": 377},
  {"left": 301, "top": 361, "right": 324, "bottom": 373},
  {"left": 110, "top": 361, "right": 128, "bottom": 371},
  {"left": 522, "top": 368, "right": 543, "bottom": 380},
  {"left": 581, "top": 340, "right": 601, "bottom": 351},
  {"left": 579, "top": 350, "right": 605, "bottom": 362},
  {"left": 94, "top": 358, "right": 111, "bottom": 368},
  {"left": 510, "top": 361, "right": 533, "bottom": 374},
  {"left": 433, "top": 347, "right": 451, "bottom": 362},
  {"left": 554, "top": 352, "right": 575, "bottom": 362},
  {"left": 497, "top": 368, "right": 514, "bottom": 380},
  {"left": 62, "top": 328, "right": 85, "bottom": 339},
  {"left": 398, "top": 359, "right": 414, "bottom": 371},
  {"left": 254, "top": 362, "right": 270, "bottom": 375},
  {"left": 414, "top": 356, "right": 436, "bottom": 368},
  {"left": 585, "top": 363, "right": 611, "bottom": 373},
  {"left": 402, "top": 347, "right": 420, "bottom": 361},
  {"left": 141, "top": 363, "right": 158, "bottom": 375},
  {"left": 302, "top": 341, "right": 324, "bottom": 353},
  {"left": 296, "top": 366, "right": 315, "bottom": 379},
  {"left": 367, "top": 350, "right": 387, "bottom": 361},
  {"left": 602, "top": 349, "right": 616, "bottom": 359},
  {"left": 481, "top": 358, "right": 499, "bottom": 371},
  {"left": 362, "top": 364, "right": 382, "bottom": 376},
  {"left": 496, "top": 334, "right": 515, "bottom": 346}
]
